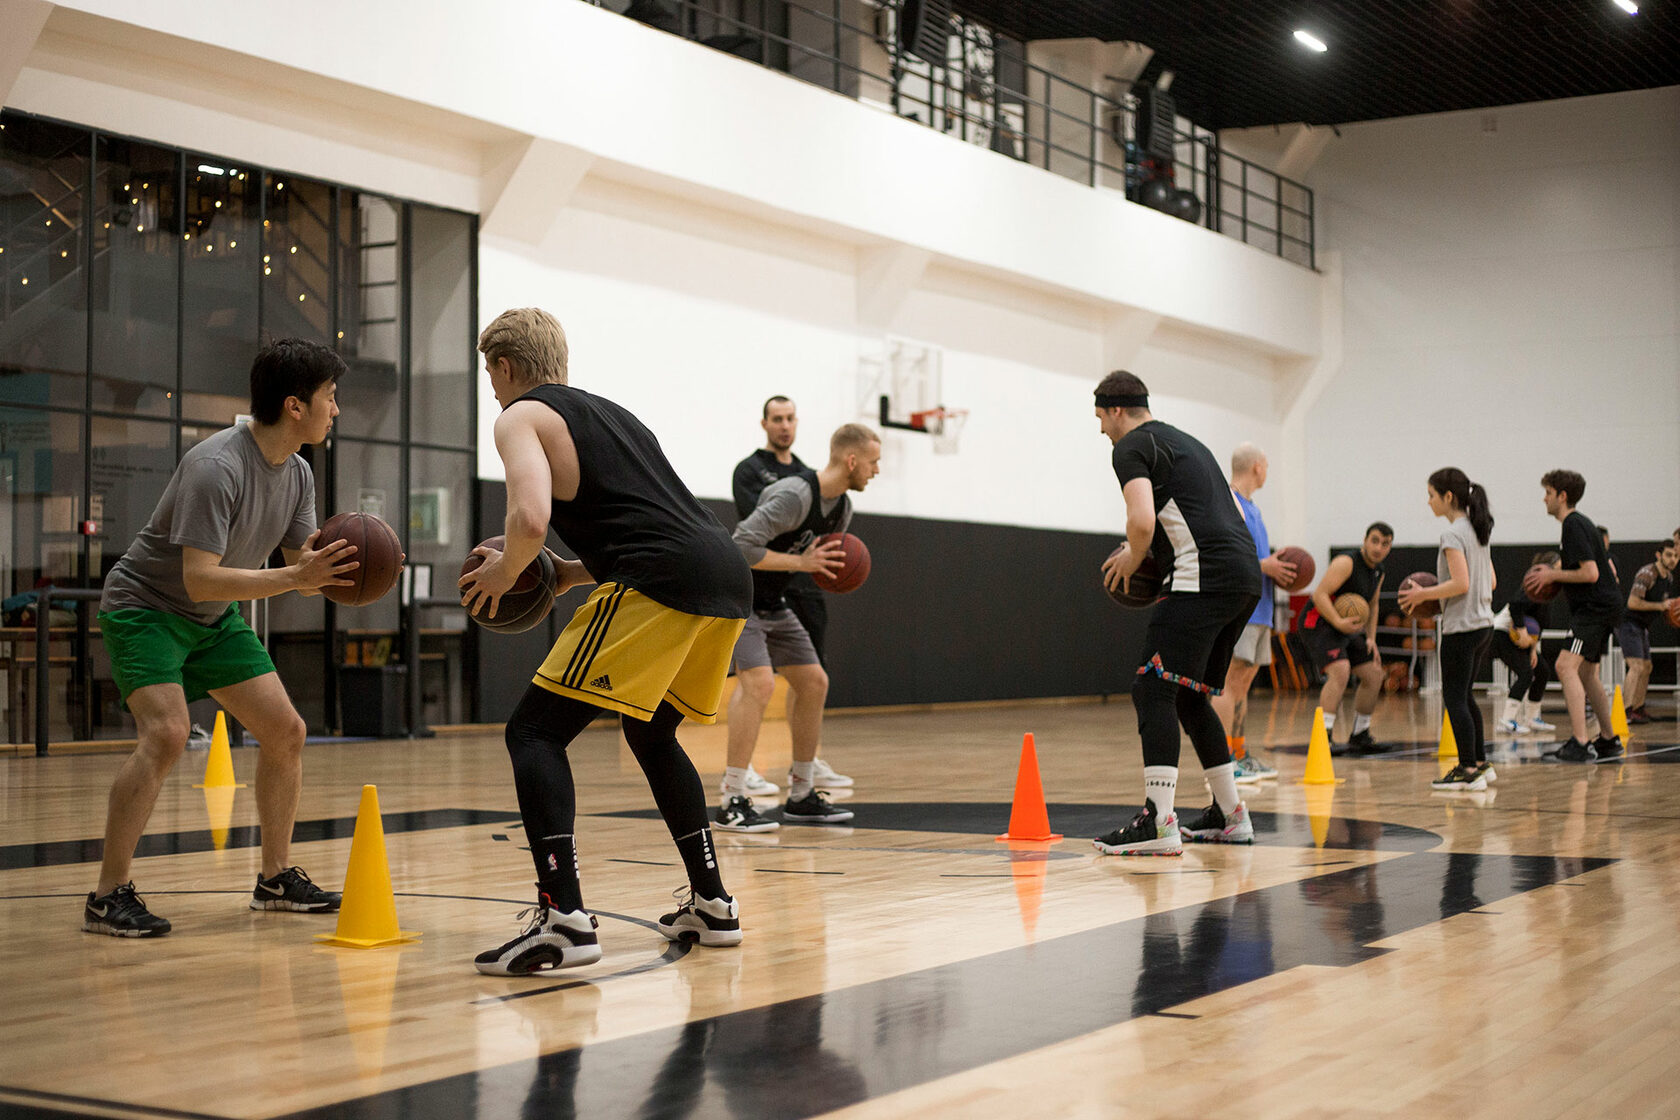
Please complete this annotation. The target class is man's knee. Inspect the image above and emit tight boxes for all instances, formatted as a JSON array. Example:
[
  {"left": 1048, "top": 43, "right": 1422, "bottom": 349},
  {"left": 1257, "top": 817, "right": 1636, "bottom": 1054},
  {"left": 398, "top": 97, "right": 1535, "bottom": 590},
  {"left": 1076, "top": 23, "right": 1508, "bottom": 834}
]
[
  {"left": 736, "top": 668, "right": 777, "bottom": 708},
  {"left": 783, "top": 663, "right": 829, "bottom": 700}
]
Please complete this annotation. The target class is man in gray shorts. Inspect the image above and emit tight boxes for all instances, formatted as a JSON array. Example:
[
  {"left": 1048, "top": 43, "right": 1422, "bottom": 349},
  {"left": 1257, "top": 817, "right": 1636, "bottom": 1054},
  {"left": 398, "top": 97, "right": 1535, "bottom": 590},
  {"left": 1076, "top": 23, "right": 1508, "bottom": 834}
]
[{"left": 717, "top": 423, "right": 881, "bottom": 831}]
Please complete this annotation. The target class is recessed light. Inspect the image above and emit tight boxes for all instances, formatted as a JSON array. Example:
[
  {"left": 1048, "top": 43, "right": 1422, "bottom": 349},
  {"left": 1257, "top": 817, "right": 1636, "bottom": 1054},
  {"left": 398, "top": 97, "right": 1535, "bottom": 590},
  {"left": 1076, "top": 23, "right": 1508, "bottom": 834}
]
[
  {"left": 1294, "top": 29, "right": 1328, "bottom": 52},
  {"left": 1612, "top": 0, "right": 1638, "bottom": 14}
]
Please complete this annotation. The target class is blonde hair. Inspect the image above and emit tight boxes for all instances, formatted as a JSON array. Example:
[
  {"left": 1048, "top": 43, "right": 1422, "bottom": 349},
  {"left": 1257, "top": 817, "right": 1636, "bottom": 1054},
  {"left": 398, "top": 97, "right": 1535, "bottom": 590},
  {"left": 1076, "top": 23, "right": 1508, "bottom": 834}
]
[
  {"left": 1231, "top": 442, "right": 1266, "bottom": 476},
  {"left": 478, "top": 308, "right": 569, "bottom": 386},
  {"left": 830, "top": 423, "right": 880, "bottom": 459}
]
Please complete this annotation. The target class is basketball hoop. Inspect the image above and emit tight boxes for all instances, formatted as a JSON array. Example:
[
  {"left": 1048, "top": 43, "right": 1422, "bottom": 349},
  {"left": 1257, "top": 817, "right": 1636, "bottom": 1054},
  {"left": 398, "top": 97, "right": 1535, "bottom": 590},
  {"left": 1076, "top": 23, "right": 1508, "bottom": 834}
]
[{"left": 911, "top": 407, "right": 968, "bottom": 454}]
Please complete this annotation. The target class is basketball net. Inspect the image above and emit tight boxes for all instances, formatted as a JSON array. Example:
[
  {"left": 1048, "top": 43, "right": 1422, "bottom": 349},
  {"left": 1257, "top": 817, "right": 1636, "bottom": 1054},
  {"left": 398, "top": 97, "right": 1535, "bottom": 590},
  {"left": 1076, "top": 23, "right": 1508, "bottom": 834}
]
[{"left": 911, "top": 408, "right": 968, "bottom": 454}]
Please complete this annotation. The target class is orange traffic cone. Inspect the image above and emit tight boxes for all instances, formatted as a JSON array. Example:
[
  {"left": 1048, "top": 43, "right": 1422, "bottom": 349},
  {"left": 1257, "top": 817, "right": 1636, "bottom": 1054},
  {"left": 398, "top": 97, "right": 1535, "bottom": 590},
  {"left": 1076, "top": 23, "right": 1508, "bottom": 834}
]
[
  {"left": 316, "top": 785, "right": 420, "bottom": 948},
  {"left": 996, "top": 733, "right": 1063, "bottom": 842},
  {"left": 1007, "top": 840, "right": 1049, "bottom": 940}
]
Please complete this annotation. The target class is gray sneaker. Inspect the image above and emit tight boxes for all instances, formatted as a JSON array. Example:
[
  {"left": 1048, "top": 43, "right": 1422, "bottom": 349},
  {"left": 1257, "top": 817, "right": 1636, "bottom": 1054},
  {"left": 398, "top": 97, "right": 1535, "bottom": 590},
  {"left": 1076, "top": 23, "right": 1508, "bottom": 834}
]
[{"left": 1234, "top": 754, "right": 1277, "bottom": 783}]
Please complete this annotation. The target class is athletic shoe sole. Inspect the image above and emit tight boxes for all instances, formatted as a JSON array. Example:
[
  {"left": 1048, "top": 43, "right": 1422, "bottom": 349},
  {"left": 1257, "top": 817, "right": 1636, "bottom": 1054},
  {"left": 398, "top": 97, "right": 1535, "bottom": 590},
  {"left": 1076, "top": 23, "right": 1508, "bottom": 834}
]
[
  {"left": 82, "top": 919, "right": 168, "bottom": 937},
  {"left": 1181, "top": 829, "right": 1255, "bottom": 844},
  {"left": 657, "top": 920, "right": 743, "bottom": 947},
  {"left": 782, "top": 811, "right": 854, "bottom": 824},
  {"left": 714, "top": 819, "right": 779, "bottom": 833},
  {"left": 1092, "top": 837, "right": 1183, "bottom": 856},
  {"left": 474, "top": 941, "right": 602, "bottom": 976}
]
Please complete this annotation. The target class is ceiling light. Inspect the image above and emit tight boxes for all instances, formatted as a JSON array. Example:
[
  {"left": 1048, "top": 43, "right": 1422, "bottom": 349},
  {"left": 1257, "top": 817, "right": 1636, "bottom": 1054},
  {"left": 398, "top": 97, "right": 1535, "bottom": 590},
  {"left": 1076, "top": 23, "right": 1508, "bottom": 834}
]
[
  {"left": 1293, "top": 29, "right": 1328, "bottom": 52},
  {"left": 1612, "top": 0, "right": 1638, "bottom": 13},
  {"left": 197, "top": 164, "right": 226, "bottom": 175}
]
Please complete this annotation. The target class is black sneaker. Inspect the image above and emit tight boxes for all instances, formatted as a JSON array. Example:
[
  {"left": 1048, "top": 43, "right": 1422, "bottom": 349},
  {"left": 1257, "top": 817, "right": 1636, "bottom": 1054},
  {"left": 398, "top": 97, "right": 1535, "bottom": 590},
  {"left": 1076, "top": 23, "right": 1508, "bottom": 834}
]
[
  {"left": 1592, "top": 735, "right": 1624, "bottom": 760},
  {"left": 1344, "top": 729, "right": 1393, "bottom": 756},
  {"left": 250, "top": 866, "right": 342, "bottom": 912},
  {"left": 657, "top": 887, "right": 743, "bottom": 947},
  {"left": 782, "top": 790, "right": 854, "bottom": 824},
  {"left": 83, "top": 882, "right": 171, "bottom": 937},
  {"left": 1553, "top": 737, "right": 1596, "bottom": 763},
  {"left": 1093, "top": 799, "right": 1182, "bottom": 856},
  {"left": 715, "top": 795, "right": 779, "bottom": 833},
  {"left": 1431, "top": 765, "right": 1487, "bottom": 791},
  {"left": 1179, "top": 801, "right": 1255, "bottom": 844},
  {"left": 475, "top": 898, "right": 602, "bottom": 975}
]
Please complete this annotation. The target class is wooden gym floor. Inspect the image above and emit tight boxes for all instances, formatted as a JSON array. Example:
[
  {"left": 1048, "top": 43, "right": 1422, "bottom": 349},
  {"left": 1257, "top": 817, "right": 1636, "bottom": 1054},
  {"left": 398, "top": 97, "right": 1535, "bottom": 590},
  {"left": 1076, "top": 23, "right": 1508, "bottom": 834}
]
[{"left": 2, "top": 691, "right": 1678, "bottom": 1120}]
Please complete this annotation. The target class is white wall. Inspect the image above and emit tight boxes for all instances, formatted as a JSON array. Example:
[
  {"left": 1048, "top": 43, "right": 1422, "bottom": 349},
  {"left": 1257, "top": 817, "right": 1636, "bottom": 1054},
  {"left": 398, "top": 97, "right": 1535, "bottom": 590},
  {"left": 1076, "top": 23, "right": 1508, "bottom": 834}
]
[{"left": 1304, "top": 87, "right": 1680, "bottom": 549}]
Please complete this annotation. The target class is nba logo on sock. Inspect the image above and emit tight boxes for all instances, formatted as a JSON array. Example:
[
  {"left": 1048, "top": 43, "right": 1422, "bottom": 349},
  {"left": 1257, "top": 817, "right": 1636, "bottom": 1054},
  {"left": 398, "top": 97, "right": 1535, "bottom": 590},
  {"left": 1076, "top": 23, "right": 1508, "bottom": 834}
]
[{"left": 547, "top": 853, "right": 558, "bottom": 872}]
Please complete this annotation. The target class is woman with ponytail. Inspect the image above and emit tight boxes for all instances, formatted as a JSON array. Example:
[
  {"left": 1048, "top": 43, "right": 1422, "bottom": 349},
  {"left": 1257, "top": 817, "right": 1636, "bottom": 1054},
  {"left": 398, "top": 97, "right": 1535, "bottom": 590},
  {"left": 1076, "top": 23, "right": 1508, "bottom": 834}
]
[{"left": 1399, "top": 468, "right": 1496, "bottom": 790}]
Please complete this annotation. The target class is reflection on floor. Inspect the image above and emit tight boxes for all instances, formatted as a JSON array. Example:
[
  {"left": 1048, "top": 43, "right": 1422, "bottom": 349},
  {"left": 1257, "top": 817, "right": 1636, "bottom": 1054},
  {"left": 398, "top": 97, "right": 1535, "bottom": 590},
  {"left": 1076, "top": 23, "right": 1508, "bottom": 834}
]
[{"left": 1, "top": 692, "right": 1676, "bottom": 1119}]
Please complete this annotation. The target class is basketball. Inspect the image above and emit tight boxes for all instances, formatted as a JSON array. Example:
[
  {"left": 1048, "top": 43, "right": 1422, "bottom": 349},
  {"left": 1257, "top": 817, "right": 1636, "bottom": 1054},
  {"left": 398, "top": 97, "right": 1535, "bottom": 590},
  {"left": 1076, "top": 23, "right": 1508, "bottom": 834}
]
[
  {"left": 317, "top": 512, "right": 402, "bottom": 606},
  {"left": 1106, "top": 545, "right": 1170, "bottom": 608},
  {"left": 1333, "top": 592, "right": 1370, "bottom": 628},
  {"left": 1399, "top": 571, "right": 1440, "bottom": 618},
  {"left": 1665, "top": 598, "right": 1680, "bottom": 628},
  {"left": 459, "top": 536, "right": 559, "bottom": 634},
  {"left": 811, "top": 533, "right": 871, "bottom": 593},
  {"left": 1273, "top": 546, "right": 1315, "bottom": 592},
  {"left": 1523, "top": 563, "right": 1560, "bottom": 604}
]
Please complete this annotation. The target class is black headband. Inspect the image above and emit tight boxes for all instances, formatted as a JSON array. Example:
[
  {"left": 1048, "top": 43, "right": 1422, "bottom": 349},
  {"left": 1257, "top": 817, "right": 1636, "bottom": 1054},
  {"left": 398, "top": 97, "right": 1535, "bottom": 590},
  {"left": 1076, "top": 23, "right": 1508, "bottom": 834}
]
[{"left": 1095, "top": 393, "right": 1148, "bottom": 409}]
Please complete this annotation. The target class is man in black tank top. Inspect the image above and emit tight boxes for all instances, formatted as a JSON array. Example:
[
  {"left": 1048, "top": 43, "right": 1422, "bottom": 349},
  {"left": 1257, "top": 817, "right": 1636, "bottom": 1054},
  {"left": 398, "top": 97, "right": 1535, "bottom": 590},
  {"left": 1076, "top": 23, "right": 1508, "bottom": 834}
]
[
  {"left": 461, "top": 308, "right": 753, "bottom": 977},
  {"left": 718, "top": 424, "right": 881, "bottom": 833},
  {"left": 1091, "top": 371, "right": 1262, "bottom": 857},
  {"left": 1300, "top": 522, "right": 1394, "bottom": 754}
]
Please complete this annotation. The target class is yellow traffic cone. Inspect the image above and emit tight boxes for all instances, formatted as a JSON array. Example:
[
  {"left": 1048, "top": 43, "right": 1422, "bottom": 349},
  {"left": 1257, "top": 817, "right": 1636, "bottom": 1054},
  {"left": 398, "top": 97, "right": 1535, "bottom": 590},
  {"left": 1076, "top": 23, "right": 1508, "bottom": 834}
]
[
  {"left": 1611, "top": 686, "right": 1631, "bottom": 739},
  {"left": 1438, "top": 711, "right": 1458, "bottom": 760},
  {"left": 202, "top": 785, "right": 237, "bottom": 850},
  {"left": 194, "top": 710, "right": 246, "bottom": 789},
  {"left": 1302, "top": 707, "right": 1344, "bottom": 785},
  {"left": 1304, "top": 783, "right": 1336, "bottom": 848},
  {"left": 316, "top": 785, "right": 420, "bottom": 948}
]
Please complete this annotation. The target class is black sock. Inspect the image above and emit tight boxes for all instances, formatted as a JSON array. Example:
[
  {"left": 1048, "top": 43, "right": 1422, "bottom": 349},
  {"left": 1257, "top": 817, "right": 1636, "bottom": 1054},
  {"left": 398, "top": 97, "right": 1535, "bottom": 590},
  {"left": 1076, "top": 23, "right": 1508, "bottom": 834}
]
[
  {"left": 673, "top": 828, "right": 728, "bottom": 901},
  {"left": 533, "top": 834, "right": 583, "bottom": 913}
]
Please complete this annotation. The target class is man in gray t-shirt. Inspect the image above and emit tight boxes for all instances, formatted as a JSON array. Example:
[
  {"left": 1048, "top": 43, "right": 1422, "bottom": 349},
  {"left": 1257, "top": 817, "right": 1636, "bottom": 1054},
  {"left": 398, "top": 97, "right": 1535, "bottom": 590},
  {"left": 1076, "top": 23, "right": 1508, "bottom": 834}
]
[{"left": 85, "top": 339, "right": 362, "bottom": 939}]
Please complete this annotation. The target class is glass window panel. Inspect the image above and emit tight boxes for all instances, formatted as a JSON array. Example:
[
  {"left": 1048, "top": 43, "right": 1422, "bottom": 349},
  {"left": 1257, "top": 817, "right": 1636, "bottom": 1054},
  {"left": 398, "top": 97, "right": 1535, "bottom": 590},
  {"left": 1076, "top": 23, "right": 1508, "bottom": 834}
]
[
  {"left": 335, "top": 193, "right": 402, "bottom": 441},
  {"left": 332, "top": 437, "right": 403, "bottom": 633},
  {"left": 265, "top": 440, "right": 328, "bottom": 637},
  {"left": 0, "top": 112, "right": 89, "bottom": 409},
  {"left": 0, "top": 407, "right": 87, "bottom": 600},
  {"left": 180, "top": 158, "right": 260, "bottom": 425},
  {"left": 406, "top": 446, "right": 472, "bottom": 579},
  {"left": 90, "top": 137, "right": 179, "bottom": 417},
  {"left": 261, "top": 173, "right": 332, "bottom": 347},
  {"left": 408, "top": 206, "right": 473, "bottom": 448},
  {"left": 88, "top": 416, "right": 174, "bottom": 584}
]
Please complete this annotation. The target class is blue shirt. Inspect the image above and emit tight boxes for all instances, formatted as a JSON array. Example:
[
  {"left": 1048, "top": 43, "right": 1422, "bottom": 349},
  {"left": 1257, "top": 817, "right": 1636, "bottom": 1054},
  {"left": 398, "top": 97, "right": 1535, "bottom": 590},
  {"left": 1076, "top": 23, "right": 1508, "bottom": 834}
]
[{"left": 1232, "top": 488, "right": 1272, "bottom": 627}]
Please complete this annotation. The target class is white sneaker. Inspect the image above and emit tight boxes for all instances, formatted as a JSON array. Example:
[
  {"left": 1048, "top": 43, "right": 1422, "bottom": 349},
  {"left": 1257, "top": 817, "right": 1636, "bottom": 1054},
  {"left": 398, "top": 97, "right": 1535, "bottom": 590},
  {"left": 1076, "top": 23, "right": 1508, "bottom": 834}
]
[
  {"left": 657, "top": 888, "right": 742, "bottom": 947},
  {"left": 1180, "top": 801, "right": 1254, "bottom": 844},
  {"left": 1522, "top": 700, "right": 1555, "bottom": 732},
  {"left": 803, "top": 757, "right": 853, "bottom": 790},
  {"left": 474, "top": 904, "right": 601, "bottom": 976},
  {"left": 718, "top": 766, "right": 779, "bottom": 798}
]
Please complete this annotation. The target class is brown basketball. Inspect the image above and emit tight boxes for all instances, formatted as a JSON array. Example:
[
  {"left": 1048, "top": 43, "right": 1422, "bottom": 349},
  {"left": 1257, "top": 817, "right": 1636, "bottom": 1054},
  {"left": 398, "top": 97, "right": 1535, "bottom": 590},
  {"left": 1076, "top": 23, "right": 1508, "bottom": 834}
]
[
  {"left": 1333, "top": 592, "right": 1370, "bottom": 628},
  {"left": 317, "top": 512, "right": 402, "bottom": 607},
  {"left": 811, "top": 533, "right": 871, "bottom": 593},
  {"left": 459, "top": 536, "right": 558, "bottom": 634},
  {"left": 1665, "top": 598, "right": 1680, "bottom": 628},
  {"left": 1273, "top": 546, "right": 1315, "bottom": 592},
  {"left": 1400, "top": 571, "right": 1440, "bottom": 618},
  {"left": 1106, "top": 545, "right": 1170, "bottom": 608},
  {"left": 1523, "top": 563, "right": 1560, "bottom": 604}
]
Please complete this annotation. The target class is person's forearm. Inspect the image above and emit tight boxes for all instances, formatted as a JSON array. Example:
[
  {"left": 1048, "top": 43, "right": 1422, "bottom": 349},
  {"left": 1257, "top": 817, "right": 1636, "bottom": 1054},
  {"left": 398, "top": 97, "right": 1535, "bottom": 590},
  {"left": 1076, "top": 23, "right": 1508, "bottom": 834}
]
[{"left": 184, "top": 564, "right": 301, "bottom": 603}]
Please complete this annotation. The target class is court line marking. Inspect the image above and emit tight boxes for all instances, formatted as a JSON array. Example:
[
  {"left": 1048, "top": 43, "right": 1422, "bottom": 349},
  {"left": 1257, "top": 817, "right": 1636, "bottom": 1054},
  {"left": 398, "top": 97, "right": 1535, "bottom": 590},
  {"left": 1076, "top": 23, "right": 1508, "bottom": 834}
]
[
  {"left": 0, "top": 1084, "right": 229, "bottom": 1120},
  {"left": 471, "top": 940, "right": 691, "bottom": 1006},
  {"left": 754, "top": 868, "right": 844, "bottom": 875}
]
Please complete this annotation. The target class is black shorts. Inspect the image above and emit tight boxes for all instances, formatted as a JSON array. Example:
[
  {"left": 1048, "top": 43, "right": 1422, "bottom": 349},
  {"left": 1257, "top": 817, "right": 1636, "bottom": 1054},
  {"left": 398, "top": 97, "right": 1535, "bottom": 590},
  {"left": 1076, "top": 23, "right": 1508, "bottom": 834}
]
[
  {"left": 1566, "top": 610, "right": 1618, "bottom": 663},
  {"left": 1137, "top": 591, "right": 1259, "bottom": 695},
  {"left": 1305, "top": 622, "right": 1375, "bottom": 671}
]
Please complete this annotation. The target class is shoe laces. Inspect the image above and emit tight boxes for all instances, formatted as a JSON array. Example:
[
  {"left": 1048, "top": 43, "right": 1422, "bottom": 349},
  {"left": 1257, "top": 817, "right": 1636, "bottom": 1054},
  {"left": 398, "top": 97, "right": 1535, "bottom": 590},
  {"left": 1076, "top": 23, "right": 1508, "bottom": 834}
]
[
  {"left": 668, "top": 885, "right": 699, "bottom": 914},
  {"left": 108, "top": 882, "right": 150, "bottom": 917}
]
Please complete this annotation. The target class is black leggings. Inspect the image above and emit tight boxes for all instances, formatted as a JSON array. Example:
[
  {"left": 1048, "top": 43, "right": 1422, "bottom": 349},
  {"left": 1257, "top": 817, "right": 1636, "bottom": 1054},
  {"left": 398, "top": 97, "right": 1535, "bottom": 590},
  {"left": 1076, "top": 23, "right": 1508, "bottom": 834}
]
[
  {"left": 1133, "top": 672, "right": 1232, "bottom": 771},
  {"left": 1440, "top": 628, "right": 1493, "bottom": 768},
  {"left": 1487, "top": 632, "right": 1549, "bottom": 702}
]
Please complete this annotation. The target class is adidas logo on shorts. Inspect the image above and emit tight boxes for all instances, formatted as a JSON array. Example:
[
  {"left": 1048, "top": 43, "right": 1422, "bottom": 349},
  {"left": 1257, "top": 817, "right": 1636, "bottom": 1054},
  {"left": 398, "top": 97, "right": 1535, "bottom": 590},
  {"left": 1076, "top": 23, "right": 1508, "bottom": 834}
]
[{"left": 588, "top": 674, "right": 613, "bottom": 691}]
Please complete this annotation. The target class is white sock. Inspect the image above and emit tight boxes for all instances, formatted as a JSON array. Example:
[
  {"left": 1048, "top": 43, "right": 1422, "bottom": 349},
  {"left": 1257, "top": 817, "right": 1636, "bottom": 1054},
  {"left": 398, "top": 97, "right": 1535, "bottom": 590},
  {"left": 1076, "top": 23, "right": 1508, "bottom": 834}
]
[
  {"left": 1353, "top": 714, "right": 1371, "bottom": 735},
  {"left": 1323, "top": 712, "right": 1337, "bottom": 732},
  {"left": 1143, "top": 765, "right": 1178, "bottom": 822},
  {"left": 1204, "top": 762, "right": 1241, "bottom": 815},
  {"left": 722, "top": 766, "right": 749, "bottom": 801},
  {"left": 789, "top": 760, "right": 815, "bottom": 801}
]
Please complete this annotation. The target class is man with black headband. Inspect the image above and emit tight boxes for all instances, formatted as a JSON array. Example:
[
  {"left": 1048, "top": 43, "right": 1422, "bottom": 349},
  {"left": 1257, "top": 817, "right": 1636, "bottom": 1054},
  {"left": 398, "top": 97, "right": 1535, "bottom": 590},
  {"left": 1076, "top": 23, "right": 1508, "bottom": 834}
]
[{"left": 1094, "top": 370, "right": 1262, "bottom": 854}]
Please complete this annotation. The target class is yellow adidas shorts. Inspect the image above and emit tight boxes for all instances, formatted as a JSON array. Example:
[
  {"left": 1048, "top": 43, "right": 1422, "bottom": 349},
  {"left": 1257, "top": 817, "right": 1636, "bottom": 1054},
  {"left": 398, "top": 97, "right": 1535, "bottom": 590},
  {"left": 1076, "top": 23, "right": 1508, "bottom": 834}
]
[{"left": 533, "top": 582, "right": 746, "bottom": 723}]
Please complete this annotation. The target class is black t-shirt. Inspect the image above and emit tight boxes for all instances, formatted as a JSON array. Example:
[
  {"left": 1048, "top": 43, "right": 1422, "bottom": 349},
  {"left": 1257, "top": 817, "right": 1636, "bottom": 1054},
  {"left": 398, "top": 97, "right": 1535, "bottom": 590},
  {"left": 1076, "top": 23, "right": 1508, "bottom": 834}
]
[
  {"left": 732, "top": 448, "right": 810, "bottom": 519},
  {"left": 1628, "top": 563, "right": 1675, "bottom": 630},
  {"left": 519, "top": 384, "right": 751, "bottom": 619},
  {"left": 1110, "top": 420, "right": 1260, "bottom": 597},
  {"left": 1303, "top": 550, "right": 1385, "bottom": 631},
  {"left": 1559, "top": 510, "right": 1621, "bottom": 616}
]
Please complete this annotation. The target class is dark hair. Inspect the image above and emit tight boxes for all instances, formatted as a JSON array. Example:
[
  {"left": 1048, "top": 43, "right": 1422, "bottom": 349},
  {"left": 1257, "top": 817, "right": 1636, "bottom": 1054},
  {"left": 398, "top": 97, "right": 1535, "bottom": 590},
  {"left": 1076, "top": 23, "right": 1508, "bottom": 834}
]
[
  {"left": 250, "top": 339, "right": 345, "bottom": 425},
  {"left": 762, "top": 395, "right": 793, "bottom": 420},
  {"left": 1599, "top": 526, "right": 1610, "bottom": 540},
  {"left": 1095, "top": 370, "right": 1150, "bottom": 417},
  {"left": 1540, "top": 469, "right": 1585, "bottom": 507},
  {"left": 1428, "top": 466, "right": 1493, "bottom": 545},
  {"left": 1365, "top": 521, "right": 1394, "bottom": 541},
  {"left": 1531, "top": 549, "right": 1561, "bottom": 567}
]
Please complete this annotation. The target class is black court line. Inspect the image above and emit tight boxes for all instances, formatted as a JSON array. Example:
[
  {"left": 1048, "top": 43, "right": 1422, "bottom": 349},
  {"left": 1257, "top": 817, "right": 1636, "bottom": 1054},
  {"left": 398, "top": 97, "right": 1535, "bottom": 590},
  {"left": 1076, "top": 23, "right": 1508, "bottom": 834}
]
[
  {"left": 0, "top": 1086, "right": 227, "bottom": 1120},
  {"left": 1150, "top": 1011, "right": 1200, "bottom": 1019},
  {"left": 602, "top": 803, "right": 1444, "bottom": 852},
  {"left": 606, "top": 858, "right": 679, "bottom": 867},
  {"left": 753, "top": 868, "right": 845, "bottom": 875},
  {"left": 473, "top": 940, "right": 692, "bottom": 1005},
  {"left": 254, "top": 851, "right": 1611, "bottom": 1120},
  {"left": 0, "top": 809, "right": 518, "bottom": 871}
]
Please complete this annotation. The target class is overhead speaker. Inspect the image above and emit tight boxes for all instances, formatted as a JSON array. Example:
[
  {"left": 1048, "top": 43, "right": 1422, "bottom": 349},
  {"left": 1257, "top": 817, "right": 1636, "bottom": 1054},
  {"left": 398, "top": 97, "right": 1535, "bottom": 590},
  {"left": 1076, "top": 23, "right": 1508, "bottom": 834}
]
[
  {"left": 898, "top": 0, "right": 954, "bottom": 64},
  {"left": 1136, "top": 85, "right": 1177, "bottom": 161}
]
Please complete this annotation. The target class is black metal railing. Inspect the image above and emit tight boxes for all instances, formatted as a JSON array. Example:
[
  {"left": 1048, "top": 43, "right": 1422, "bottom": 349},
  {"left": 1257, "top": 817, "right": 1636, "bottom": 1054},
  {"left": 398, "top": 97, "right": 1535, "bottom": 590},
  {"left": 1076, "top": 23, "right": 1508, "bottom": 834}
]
[{"left": 588, "top": 0, "right": 1314, "bottom": 268}]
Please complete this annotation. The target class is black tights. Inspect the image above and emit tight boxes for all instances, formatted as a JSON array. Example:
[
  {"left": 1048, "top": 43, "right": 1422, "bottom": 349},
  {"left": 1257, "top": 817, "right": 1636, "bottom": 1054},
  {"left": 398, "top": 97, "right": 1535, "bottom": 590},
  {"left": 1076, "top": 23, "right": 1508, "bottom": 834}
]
[
  {"left": 1489, "top": 633, "right": 1548, "bottom": 702},
  {"left": 504, "top": 687, "right": 722, "bottom": 908},
  {"left": 1440, "top": 628, "right": 1492, "bottom": 768},
  {"left": 1133, "top": 672, "right": 1232, "bottom": 770}
]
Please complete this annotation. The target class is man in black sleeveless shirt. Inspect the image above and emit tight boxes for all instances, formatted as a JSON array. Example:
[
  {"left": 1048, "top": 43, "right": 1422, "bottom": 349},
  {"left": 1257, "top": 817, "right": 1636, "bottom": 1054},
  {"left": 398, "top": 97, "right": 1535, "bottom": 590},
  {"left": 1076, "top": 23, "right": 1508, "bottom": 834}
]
[
  {"left": 1093, "top": 371, "right": 1261, "bottom": 855},
  {"left": 719, "top": 424, "right": 881, "bottom": 832},
  {"left": 730, "top": 395, "right": 852, "bottom": 796},
  {"left": 461, "top": 308, "right": 753, "bottom": 976},
  {"left": 1300, "top": 523, "right": 1394, "bottom": 754}
]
